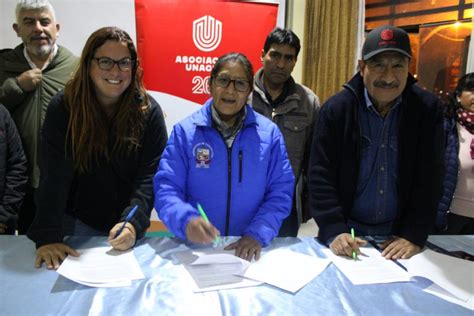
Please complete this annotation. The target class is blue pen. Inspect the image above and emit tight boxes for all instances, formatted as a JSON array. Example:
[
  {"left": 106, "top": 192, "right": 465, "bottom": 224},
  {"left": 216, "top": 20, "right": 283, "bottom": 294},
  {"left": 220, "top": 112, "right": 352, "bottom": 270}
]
[{"left": 114, "top": 205, "right": 138, "bottom": 239}]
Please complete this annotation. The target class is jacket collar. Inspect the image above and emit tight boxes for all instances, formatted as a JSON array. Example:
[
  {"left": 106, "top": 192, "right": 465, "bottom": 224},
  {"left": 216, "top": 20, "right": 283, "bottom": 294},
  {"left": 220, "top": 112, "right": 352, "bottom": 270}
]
[
  {"left": 193, "top": 98, "right": 257, "bottom": 128},
  {"left": 254, "top": 68, "right": 298, "bottom": 103},
  {"left": 22, "top": 44, "right": 58, "bottom": 70},
  {"left": 7, "top": 44, "right": 73, "bottom": 72}
]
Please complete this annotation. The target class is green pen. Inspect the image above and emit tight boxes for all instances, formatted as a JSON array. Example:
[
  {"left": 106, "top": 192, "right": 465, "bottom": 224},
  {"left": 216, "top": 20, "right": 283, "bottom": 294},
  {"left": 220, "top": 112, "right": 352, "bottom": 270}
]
[
  {"left": 197, "top": 203, "right": 221, "bottom": 245},
  {"left": 351, "top": 228, "right": 358, "bottom": 261}
]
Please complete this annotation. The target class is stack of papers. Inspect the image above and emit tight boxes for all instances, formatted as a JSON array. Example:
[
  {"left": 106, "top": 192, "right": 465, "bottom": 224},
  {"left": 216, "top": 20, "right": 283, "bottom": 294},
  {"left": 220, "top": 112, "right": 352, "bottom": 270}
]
[
  {"left": 174, "top": 249, "right": 261, "bottom": 292},
  {"left": 322, "top": 247, "right": 411, "bottom": 285},
  {"left": 175, "top": 248, "right": 330, "bottom": 293},
  {"left": 57, "top": 247, "right": 145, "bottom": 287},
  {"left": 401, "top": 249, "right": 474, "bottom": 310},
  {"left": 237, "top": 249, "right": 330, "bottom": 293}
]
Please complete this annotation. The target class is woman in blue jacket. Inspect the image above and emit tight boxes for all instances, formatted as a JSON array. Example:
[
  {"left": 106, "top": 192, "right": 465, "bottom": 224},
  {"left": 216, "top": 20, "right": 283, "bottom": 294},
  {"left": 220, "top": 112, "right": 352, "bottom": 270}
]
[{"left": 154, "top": 52, "right": 294, "bottom": 261}]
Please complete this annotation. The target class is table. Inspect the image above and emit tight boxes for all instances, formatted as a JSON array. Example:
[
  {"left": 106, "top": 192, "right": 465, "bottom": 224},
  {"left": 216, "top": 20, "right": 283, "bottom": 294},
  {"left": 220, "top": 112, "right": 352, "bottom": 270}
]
[{"left": 1, "top": 235, "right": 472, "bottom": 315}]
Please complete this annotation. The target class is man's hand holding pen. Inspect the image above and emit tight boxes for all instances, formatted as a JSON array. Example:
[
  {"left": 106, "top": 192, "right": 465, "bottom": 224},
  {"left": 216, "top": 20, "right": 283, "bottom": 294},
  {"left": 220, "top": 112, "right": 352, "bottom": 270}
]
[{"left": 330, "top": 233, "right": 367, "bottom": 258}]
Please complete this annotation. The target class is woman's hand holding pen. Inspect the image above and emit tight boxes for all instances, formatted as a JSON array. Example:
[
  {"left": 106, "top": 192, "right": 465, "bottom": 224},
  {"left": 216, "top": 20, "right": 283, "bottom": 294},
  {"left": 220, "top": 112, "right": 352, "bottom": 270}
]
[
  {"left": 35, "top": 243, "right": 80, "bottom": 270},
  {"left": 330, "top": 233, "right": 367, "bottom": 258},
  {"left": 186, "top": 217, "right": 219, "bottom": 244},
  {"left": 108, "top": 222, "right": 136, "bottom": 251}
]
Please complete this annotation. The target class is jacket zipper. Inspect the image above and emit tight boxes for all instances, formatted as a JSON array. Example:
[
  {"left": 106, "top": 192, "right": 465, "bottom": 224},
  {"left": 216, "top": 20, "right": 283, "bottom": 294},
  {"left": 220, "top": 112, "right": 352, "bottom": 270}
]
[
  {"left": 215, "top": 125, "right": 249, "bottom": 236},
  {"left": 238, "top": 150, "right": 243, "bottom": 183},
  {"left": 225, "top": 146, "right": 232, "bottom": 235}
]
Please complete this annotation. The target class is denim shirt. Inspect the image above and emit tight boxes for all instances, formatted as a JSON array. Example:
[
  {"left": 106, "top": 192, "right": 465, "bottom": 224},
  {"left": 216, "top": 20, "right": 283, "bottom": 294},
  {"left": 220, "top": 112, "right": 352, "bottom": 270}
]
[{"left": 349, "top": 89, "right": 400, "bottom": 237}]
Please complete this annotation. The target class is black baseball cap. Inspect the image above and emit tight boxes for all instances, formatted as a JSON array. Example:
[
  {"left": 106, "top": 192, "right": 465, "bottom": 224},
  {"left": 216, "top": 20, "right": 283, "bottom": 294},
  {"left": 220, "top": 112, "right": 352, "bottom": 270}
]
[{"left": 362, "top": 25, "right": 412, "bottom": 61}]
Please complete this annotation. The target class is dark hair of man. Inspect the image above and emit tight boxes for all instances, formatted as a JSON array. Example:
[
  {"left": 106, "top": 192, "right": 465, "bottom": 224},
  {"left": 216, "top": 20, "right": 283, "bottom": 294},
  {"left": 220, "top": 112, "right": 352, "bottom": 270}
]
[
  {"left": 263, "top": 27, "right": 301, "bottom": 58},
  {"left": 64, "top": 26, "right": 149, "bottom": 173},
  {"left": 443, "top": 72, "right": 474, "bottom": 118},
  {"left": 209, "top": 52, "right": 254, "bottom": 90}
]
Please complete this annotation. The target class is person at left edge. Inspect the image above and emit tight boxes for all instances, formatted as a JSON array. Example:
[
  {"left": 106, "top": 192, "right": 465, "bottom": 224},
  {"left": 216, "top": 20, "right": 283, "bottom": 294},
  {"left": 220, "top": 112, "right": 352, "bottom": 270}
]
[
  {"left": 0, "top": 104, "right": 28, "bottom": 234},
  {"left": 154, "top": 52, "right": 294, "bottom": 261},
  {"left": 27, "top": 27, "right": 168, "bottom": 269}
]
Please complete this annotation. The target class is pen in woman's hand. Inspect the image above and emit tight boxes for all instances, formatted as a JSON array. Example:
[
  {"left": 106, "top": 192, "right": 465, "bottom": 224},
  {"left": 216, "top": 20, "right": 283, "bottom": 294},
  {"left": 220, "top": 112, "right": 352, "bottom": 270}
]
[{"left": 114, "top": 205, "right": 138, "bottom": 239}]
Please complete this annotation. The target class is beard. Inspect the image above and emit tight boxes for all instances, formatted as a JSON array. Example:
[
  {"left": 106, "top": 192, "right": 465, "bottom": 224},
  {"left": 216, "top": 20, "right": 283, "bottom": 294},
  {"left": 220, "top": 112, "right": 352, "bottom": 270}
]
[{"left": 25, "top": 39, "right": 54, "bottom": 58}]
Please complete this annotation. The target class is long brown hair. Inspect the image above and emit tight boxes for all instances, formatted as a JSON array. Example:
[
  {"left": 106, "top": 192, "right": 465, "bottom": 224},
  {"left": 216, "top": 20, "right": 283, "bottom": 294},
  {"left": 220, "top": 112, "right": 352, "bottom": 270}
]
[{"left": 64, "top": 26, "right": 149, "bottom": 173}]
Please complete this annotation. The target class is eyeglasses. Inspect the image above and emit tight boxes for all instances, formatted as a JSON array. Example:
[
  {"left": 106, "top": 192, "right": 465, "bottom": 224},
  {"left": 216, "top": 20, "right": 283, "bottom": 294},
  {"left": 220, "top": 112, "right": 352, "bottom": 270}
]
[
  {"left": 212, "top": 75, "right": 250, "bottom": 92},
  {"left": 93, "top": 57, "right": 135, "bottom": 71}
]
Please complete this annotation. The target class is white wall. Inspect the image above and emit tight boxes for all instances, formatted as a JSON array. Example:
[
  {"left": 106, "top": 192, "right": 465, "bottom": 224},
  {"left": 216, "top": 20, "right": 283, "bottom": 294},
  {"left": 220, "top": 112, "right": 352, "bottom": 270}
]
[{"left": 285, "top": 0, "right": 305, "bottom": 84}]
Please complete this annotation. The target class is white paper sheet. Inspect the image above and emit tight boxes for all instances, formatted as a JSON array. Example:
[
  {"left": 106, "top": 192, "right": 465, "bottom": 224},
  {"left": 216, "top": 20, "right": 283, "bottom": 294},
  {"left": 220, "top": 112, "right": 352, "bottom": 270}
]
[
  {"left": 57, "top": 247, "right": 144, "bottom": 287},
  {"left": 71, "top": 279, "right": 132, "bottom": 288},
  {"left": 176, "top": 265, "right": 261, "bottom": 293},
  {"left": 322, "top": 247, "right": 411, "bottom": 285},
  {"left": 174, "top": 249, "right": 261, "bottom": 291},
  {"left": 400, "top": 249, "right": 474, "bottom": 303},
  {"left": 237, "top": 249, "right": 330, "bottom": 293},
  {"left": 192, "top": 279, "right": 261, "bottom": 293},
  {"left": 191, "top": 253, "right": 247, "bottom": 265},
  {"left": 424, "top": 283, "right": 474, "bottom": 310}
]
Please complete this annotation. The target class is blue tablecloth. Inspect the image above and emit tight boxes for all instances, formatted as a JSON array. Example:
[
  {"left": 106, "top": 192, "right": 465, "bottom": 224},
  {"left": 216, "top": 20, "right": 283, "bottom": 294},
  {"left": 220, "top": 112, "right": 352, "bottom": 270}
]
[{"left": 1, "top": 235, "right": 472, "bottom": 315}]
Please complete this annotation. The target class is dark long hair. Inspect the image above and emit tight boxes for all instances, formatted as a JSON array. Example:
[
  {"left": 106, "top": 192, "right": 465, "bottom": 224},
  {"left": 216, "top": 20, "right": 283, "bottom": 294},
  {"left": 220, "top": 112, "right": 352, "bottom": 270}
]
[
  {"left": 64, "top": 26, "right": 149, "bottom": 173},
  {"left": 443, "top": 72, "right": 474, "bottom": 118}
]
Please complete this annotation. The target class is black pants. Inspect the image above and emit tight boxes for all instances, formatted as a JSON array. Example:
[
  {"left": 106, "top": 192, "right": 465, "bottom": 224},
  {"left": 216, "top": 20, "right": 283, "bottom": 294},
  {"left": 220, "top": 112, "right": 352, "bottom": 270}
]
[
  {"left": 278, "top": 203, "right": 299, "bottom": 237},
  {"left": 17, "top": 188, "right": 37, "bottom": 234},
  {"left": 445, "top": 213, "right": 474, "bottom": 235}
]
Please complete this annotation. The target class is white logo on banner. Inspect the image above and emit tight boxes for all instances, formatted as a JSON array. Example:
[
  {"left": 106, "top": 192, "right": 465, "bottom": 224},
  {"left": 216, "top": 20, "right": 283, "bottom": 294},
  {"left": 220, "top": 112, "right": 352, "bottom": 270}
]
[{"left": 193, "top": 15, "right": 222, "bottom": 52}]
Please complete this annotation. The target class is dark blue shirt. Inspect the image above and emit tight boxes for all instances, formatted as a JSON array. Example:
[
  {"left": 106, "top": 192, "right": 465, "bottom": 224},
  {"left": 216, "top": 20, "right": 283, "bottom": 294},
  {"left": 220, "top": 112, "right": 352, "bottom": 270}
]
[{"left": 349, "top": 89, "right": 400, "bottom": 237}]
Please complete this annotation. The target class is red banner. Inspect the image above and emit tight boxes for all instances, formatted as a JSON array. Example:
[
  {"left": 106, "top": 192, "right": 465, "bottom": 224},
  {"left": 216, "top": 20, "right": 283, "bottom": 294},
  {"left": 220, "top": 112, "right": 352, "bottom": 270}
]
[{"left": 135, "top": 0, "right": 278, "bottom": 105}]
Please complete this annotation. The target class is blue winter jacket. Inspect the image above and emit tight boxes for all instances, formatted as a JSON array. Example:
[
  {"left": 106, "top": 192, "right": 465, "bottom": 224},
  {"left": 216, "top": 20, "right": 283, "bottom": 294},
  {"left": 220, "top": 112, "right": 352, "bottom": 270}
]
[
  {"left": 436, "top": 117, "right": 459, "bottom": 230},
  {"left": 154, "top": 99, "right": 294, "bottom": 247}
]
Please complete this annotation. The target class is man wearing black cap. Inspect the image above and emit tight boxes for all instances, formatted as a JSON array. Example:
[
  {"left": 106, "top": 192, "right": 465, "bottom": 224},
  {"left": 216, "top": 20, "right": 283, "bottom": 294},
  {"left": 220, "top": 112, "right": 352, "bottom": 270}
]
[{"left": 308, "top": 25, "right": 444, "bottom": 260}]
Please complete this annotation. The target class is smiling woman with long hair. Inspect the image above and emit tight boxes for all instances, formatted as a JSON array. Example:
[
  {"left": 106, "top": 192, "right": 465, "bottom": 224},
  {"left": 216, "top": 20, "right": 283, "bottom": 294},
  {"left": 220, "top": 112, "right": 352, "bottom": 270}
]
[{"left": 27, "top": 27, "right": 168, "bottom": 269}]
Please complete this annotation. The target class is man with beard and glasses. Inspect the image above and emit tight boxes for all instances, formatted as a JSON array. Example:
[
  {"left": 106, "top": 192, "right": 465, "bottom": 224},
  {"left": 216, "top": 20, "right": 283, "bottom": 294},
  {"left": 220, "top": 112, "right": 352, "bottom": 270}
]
[
  {"left": 308, "top": 25, "right": 444, "bottom": 260},
  {"left": 0, "top": 0, "right": 78, "bottom": 234}
]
